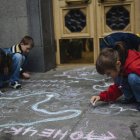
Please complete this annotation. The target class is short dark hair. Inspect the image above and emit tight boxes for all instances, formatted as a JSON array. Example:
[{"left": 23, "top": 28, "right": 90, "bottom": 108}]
[
  {"left": 20, "top": 36, "right": 34, "bottom": 48},
  {"left": 96, "top": 48, "right": 119, "bottom": 75}
]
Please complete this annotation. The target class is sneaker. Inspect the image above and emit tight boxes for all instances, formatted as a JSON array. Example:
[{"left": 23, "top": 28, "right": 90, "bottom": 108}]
[
  {"left": 9, "top": 81, "right": 21, "bottom": 89},
  {"left": 121, "top": 97, "right": 136, "bottom": 104},
  {"left": 136, "top": 102, "right": 140, "bottom": 111}
]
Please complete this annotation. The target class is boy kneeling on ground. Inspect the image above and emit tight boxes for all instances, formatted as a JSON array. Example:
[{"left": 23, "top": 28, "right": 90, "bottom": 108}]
[
  {"left": 91, "top": 44, "right": 140, "bottom": 111},
  {"left": 3, "top": 36, "right": 34, "bottom": 89}
]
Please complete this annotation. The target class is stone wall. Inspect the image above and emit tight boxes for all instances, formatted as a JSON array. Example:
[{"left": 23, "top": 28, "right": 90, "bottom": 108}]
[
  {"left": 0, "top": 0, "right": 56, "bottom": 72},
  {"left": 0, "top": 0, "right": 28, "bottom": 48}
]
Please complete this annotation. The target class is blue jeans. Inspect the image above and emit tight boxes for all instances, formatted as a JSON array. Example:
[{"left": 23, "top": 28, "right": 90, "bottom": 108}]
[
  {"left": 115, "top": 74, "right": 140, "bottom": 102},
  {"left": 2, "top": 48, "right": 25, "bottom": 84},
  {"left": 10, "top": 53, "right": 25, "bottom": 83}
]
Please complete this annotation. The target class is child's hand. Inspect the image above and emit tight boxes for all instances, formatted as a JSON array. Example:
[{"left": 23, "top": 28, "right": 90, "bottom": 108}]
[
  {"left": 90, "top": 96, "right": 100, "bottom": 106},
  {"left": 22, "top": 72, "right": 30, "bottom": 79}
]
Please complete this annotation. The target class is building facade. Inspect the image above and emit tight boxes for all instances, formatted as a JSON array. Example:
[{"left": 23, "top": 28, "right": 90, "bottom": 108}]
[{"left": 0, "top": 0, "right": 140, "bottom": 71}]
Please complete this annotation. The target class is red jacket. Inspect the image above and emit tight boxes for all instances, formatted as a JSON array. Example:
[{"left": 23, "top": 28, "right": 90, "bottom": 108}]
[{"left": 99, "top": 50, "right": 140, "bottom": 102}]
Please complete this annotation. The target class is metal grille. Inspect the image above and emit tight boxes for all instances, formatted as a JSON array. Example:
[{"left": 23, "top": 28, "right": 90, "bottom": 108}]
[
  {"left": 106, "top": 5, "right": 130, "bottom": 30},
  {"left": 65, "top": 9, "right": 86, "bottom": 32}
]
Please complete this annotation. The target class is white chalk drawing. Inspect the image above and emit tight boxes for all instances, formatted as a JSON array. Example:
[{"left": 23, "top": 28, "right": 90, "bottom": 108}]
[
  {"left": 1, "top": 127, "right": 116, "bottom": 140},
  {"left": 22, "top": 79, "right": 80, "bottom": 93},
  {"left": 0, "top": 67, "right": 137, "bottom": 140},
  {"left": 0, "top": 67, "right": 137, "bottom": 129},
  {"left": 55, "top": 66, "right": 110, "bottom": 82},
  {"left": 0, "top": 77, "right": 87, "bottom": 129},
  {"left": 0, "top": 91, "right": 81, "bottom": 128},
  {"left": 23, "top": 79, "right": 79, "bottom": 84},
  {"left": 93, "top": 82, "right": 113, "bottom": 92},
  {"left": 90, "top": 104, "right": 137, "bottom": 115}
]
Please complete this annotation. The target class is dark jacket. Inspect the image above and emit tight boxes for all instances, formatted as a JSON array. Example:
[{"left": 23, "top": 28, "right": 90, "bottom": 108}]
[{"left": 100, "top": 32, "right": 140, "bottom": 50}]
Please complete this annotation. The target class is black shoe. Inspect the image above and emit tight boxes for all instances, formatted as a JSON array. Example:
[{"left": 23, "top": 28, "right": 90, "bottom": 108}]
[
  {"left": 121, "top": 97, "right": 136, "bottom": 104},
  {"left": 136, "top": 102, "right": 140, "bottom": 111},
  {"left": 9, "top": 81, "right": 21, "bottom": 89}
]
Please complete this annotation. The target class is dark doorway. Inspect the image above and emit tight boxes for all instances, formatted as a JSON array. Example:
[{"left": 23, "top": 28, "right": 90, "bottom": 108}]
[{"left": 59, "top": 38, "right": 94, "bottom": 64}]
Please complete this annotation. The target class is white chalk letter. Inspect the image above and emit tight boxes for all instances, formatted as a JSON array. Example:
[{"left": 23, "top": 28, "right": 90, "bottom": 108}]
[
  {"left": 84, "top": 131, "right": 95, "bottom": 140},
  {"left": 38, "top": 128, "right": 55, "bottom": 137},
  {"left": 5, "top": 127, "right": 23, "bottom": 135},
  {"left": 22, "top": 127, "right": 38, "bottom": 136},
  {"left": 70, "top": 131, "right": 84, "bottom": 140},
  {"left": 53, "top": 129, "right": 68, "bottom": 140}
]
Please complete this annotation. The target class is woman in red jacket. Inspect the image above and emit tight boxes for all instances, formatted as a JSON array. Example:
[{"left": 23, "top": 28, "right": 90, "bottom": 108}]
[{"left": 90, "top": 44, "right": 140, "bottom": 111}]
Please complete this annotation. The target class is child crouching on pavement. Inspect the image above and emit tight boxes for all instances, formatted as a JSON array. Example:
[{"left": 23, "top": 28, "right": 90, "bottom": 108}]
[
  {"left": 0, "top": 48, "right": 12, "bottom": 92},
  {"left": 4, "top": 36, "right": 34, "bottom": 89},
  {"left": 90, "top": 44, "right": 140, "bottom": 111}
]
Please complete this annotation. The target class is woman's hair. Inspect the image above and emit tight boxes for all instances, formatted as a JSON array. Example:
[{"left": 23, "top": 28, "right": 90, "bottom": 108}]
[
  {"left": 0, "top": 49, "right": 12, "bottom": 75},
  {"left": 96, "top": 42, "right": 128, "bottom": 75},
  {"left": 19, "top": 36, "right": 34, "bottom": 48}
]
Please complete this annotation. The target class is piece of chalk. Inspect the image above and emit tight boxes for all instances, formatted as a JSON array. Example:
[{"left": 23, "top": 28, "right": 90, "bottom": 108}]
[{"left": 92, "top": 102, "right": 96, "bottom": 106}]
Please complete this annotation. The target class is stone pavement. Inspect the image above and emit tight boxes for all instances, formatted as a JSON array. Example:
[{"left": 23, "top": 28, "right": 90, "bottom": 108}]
[{"left": 0, "top": 65, "right": 140, "bottom": 140}]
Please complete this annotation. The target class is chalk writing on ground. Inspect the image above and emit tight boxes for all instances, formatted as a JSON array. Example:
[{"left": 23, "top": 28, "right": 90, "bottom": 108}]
[
  {"left": 90, "top": 104, "right": 137, "bottom": 115},
  {"left": 93, "top": 82, "right": 112, "bottom": 92},
  {"left": 0, "top": 91, "right": 81, "bottom": 128},
  {"left": 0, "top": 127, "right": 116, "bottom": 140},
  {"left": 0, "top": 67, "right": 137, "bottom": 130},
  {"left": 55, "top": 66, "right": 109, "bottom": 82},
  {"left": 0, "top": 67, "right": 137, "bottom": 140}
]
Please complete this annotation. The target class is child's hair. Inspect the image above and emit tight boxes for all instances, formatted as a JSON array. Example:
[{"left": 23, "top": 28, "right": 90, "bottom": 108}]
[
  {"left": 96, "top": 42, "right": 128, "bottom": 75},
  {"left": 19, "top": 36, "right": 34, "bottom": 48},
  {"left": 114, "top": 41, "right": 128, "bottom": 64},
  {"left": 0, "top": 49, "right": 12, "bottom": 75}
]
